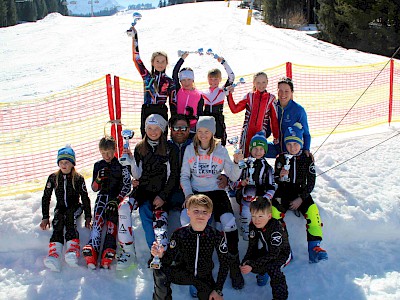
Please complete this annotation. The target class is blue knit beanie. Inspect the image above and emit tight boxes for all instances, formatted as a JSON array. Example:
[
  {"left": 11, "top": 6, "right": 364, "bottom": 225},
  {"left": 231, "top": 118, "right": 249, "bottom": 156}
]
[
  {"left": 284, "top": 123, "right": 304, "bottom": 148},
  {"left": 249, "top": 131, "right": 268, "bottom": 153},
  {"left": 57, "top": 145, "right": 76, "bottom": 166}
]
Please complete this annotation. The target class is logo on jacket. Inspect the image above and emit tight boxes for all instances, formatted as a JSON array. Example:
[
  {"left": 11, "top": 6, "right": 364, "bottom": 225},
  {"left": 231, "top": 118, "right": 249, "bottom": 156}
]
[
  {"left": 219, "top": 237, "right": 228, "bottom": 254},
  {"left": 271, "top": 231, "right": 282, "bottom": 246},
  {"left": 170, "top": 239, "right": 176, "bottom": 249},
  {"left": 309, "top": 162, "right": 316, "bottom": 174},
  {"left": 249, "top": 230, "right": 256, "bottom": 239}
]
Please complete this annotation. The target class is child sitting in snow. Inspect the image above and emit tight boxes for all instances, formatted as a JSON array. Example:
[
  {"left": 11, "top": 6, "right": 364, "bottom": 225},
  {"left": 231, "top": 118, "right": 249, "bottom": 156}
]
[
  {"left": 40, "top": 145, "right": 92, "bottom": 272},
  {"left": 273, "top": 122, "right": 328, "bottom": 263},
  {"left": 82, "top": 136, "right": 132, "bottom": 269},
  {"left": 231, "top": 131, "right": 275, "bottom": 241},
  {"left": 240, "top": 197, "right": 291, "bottom": 300}
]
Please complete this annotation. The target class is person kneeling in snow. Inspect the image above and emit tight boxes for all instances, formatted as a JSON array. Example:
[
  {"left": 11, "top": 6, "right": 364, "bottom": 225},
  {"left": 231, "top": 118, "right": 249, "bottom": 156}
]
[
  {"left": 40, "top": 145, "right": 92, "bottom": 272},
  {"left": 273, "top": 122, "right": 328, "bottom": 263}
]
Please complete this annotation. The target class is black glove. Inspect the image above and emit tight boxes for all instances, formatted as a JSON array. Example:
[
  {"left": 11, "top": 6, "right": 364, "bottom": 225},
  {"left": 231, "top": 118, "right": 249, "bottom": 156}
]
[
  {"left": 105, "top": 198, "right": 119, "bottom": 218},
  {"left": 96, "top": 167, "right": 110, "bottom": 183}
]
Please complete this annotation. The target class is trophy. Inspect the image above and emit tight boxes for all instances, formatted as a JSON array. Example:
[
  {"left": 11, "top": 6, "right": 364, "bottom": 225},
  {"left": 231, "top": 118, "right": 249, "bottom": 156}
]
[
  {"left": 227, "top": 136, "right": 246, "bottom": 169},
  {"left": 281, "top": 154, "right": 293, "bottom": 182},
  {"left": 119, "top": 129, "right": 134, "bottom": 166},
  {"left": 224, "top": 78, "right": 245, "bottom": 93},
  {"left": 177, "top": 48, "right": 204, "bottom": 57},
  {"left": 247, "top": 157, "right": 256, "bottom": 185},
  {"left": 126, "top": 12, "right": 142, "bottom": 37},
  {"left": 150, "top": 228, "right": 165, "bottom": 269},
  {"left": 206, "top": 48, "right": 219, "bottom": 59}
]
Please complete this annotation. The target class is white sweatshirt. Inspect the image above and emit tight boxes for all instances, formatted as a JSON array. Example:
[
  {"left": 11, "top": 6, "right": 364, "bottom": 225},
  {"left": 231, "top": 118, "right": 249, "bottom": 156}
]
[{"left": 180, "top": 142, "right": 241, "bottom": 197}]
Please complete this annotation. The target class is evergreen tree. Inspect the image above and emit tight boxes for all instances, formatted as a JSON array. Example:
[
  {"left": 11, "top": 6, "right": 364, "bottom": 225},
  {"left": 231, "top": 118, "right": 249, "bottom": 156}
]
[
  {"left": 45, "top": 0, "right": 58, "bottom": 13},
  {"left": 0, "top": 0, "right": 7, "bottom": 27},
  {"left": 35, "top": 0, "right": 48, "bottom": 20},
  {"left": 6, "top": 0, "right": 17, "bottom": 26}
]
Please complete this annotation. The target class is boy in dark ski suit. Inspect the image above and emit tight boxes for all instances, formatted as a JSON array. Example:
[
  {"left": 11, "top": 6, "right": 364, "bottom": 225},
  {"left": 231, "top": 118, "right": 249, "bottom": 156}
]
[
  {"left": 273, "top": 122, "right": 328, "bottom": 263},
  {"left": 152, "top": 194, "right": 229, "bottom": 300},
  {"left": 240, "top": 197, "right": 291, "bottom": 300},
  {"left": 82, "top": 136, "right": 132, "bottom": 269},
  {"left": 231, "top": 131, "right": 276, "bottom": 241}
]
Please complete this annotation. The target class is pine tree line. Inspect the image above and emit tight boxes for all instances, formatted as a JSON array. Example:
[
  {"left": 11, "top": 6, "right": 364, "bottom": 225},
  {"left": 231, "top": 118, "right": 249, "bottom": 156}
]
[
  {"left": 0, "top": 0, "right": 68, "bottom": 27},
  {"left": 316, "top": 0, "right": 400, "bottom": 58}
]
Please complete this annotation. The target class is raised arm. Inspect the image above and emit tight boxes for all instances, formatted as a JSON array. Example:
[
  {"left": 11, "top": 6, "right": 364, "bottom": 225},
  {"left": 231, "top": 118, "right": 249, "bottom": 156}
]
[
  {"left": 227, "top": 92, "right": 247, "bottom": 114},
  {"left": 131, "top": 27, "right": 151, "bottom": 80}
]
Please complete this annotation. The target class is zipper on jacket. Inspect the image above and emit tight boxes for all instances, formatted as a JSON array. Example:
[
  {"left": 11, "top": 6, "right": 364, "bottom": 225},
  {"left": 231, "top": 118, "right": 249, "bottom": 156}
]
[
  {"left": 63, "top": 175, "right": 68, "bottom": 208},
  {"left": 194, "top": 234, "right": 200, "bottom": 276}
]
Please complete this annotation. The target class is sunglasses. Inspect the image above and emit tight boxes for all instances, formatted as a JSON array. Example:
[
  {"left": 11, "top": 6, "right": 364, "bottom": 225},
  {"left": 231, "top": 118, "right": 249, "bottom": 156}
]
[{"left": 172, "top": 126, "right": 189, "bottom": 132}]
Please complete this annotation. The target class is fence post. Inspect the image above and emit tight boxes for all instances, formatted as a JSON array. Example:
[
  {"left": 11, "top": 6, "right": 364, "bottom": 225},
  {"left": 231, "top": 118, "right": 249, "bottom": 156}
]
[
  {"left": 114, "top": 75, "right": 123, "bottom": 157},
  {"left": 286, "top": 62, "right": 292, "bottom": 79},
  {"left": 389, "top": 59, "right": 394, "bottom": 125}
]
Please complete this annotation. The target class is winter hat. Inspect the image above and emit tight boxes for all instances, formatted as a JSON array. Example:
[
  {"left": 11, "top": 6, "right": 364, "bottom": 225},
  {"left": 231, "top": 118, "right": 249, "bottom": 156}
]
[
  {"left": 284, "top": 122, "right": 304, "bottom": 148},
  {"left": 57, "top": 145, "right": 76, "bottom": 166},
  {"left": 196, "top": 116, "right": 216, "bottom": 135},
  {"left": 145, "top": 114, "right": 168, "bottom": 133},
  {"left": 179, "top": 69, "right": 195, "bottom": 81},
  {"left": 249, "top": 131, "right": 268, "bottom": 153}
]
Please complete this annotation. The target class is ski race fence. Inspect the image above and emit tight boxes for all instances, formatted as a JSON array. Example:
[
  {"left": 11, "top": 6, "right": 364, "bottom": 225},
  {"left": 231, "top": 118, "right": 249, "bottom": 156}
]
[{"left": 1, "top": 61, "right": 399, "bottom": 197}]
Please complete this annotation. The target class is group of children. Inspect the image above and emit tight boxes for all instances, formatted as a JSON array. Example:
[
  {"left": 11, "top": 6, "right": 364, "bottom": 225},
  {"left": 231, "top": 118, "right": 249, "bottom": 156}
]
[{"left": 39, "top": 26, "right": 328, "bottom": 300}]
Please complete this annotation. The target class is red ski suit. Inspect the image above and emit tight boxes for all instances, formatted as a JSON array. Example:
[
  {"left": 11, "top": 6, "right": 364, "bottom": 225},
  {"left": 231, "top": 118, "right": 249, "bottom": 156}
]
[{"left": 227, "top": 90, "right": 278, "bottom": 157}]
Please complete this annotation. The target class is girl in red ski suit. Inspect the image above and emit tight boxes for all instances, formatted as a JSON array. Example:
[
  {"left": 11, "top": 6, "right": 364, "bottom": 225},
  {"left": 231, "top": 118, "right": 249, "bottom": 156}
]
[{"left": 227, "top": 71, "right": 278, "bottom": 157}]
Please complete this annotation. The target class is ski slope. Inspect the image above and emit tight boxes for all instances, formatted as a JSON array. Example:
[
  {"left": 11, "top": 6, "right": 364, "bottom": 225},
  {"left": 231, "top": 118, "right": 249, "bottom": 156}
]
[{"left": 1, "top": 2, "right": 400, "bottom": 300}]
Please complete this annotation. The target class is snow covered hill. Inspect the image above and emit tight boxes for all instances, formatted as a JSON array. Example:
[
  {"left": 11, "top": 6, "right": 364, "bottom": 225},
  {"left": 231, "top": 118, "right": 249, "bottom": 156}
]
[{"left": 0, "top": 2, "right": 399, "bottom": 299}]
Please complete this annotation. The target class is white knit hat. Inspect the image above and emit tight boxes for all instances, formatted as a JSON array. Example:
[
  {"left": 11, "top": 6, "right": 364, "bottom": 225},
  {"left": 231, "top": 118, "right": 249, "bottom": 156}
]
[{"left": 145, "top": 114, "right": 167, "bottom": 133}]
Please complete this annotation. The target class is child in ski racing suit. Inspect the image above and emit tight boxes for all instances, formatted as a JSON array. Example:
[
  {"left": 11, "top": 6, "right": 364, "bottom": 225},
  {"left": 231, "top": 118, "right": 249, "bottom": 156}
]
[
  {"left": 130, "top": 26, "right": 175, "bottom": 137},
  {"left": 231, "top": 131, "right": 275, "bottom": 241},
  {"left": 40, "top": 145, "right": 92, "bottom": 272},
  {"left": 152, "top": 194, "right": 229, "bottom": 300},
  {"left": 130, "top": 114, "right": 179, "bottom": 257},
  {"left": 227, "top": 71, "right": 279, "bottom": 157},
  {"left": 273, "top": 122, "right": 328, "bottom": 263},
  {"left": 240, "top": 197, "right": 291, "bottom": 300},
  {"left": 82, "top": 136, "right": 132, "bottom": 269},
  {"left": 202, "top": 56, "right": 235, "bottom": 146},
  {"left": 172, "top": 52, "right": 204, "bottom": 136},
  {"left": 180, "top": 116, "right": 245, "bottom": 290}
]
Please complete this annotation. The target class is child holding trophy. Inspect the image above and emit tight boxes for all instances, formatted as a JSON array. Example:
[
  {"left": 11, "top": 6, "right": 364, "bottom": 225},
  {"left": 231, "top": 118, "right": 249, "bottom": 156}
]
[
  {"left": 230, "top": 131, "right": 276, "bottom": 241},
  {"left": 127, "top": 13, "right": 176, "bottom": 137},
  {"left": 180, "top": 116, "right": 245, "bottom": 290},
  {"left": 226, "top": 71, "right": 278, "bottom": 157},
  {"left": 152, "top": 194, "right": 229, "bottom": 300},
  {"left": 273, "top": 123, "right": 328, "bottom": 263},
  {"left": 123, "top": 114, "right": 179, "bottom": 265}
]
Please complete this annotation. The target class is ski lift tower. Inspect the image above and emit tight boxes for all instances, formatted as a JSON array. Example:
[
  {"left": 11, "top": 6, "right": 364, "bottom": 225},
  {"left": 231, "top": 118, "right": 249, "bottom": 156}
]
[{"left": 88, "top": 0, "right": 99, "bottom": 17}]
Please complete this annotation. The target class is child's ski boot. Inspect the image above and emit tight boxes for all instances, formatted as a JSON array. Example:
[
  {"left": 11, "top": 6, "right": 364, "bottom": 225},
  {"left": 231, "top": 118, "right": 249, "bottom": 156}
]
[
  {"left": 256, "top": 273, "right": 269, "bottom": 286},
  {"left": 116, "top": 243, "right": 137, "bottom": 271},
  {"left": 65, "top": 239, "right": 80, "bottom": 267},
  {"left": 100, "top": 248, "right": 116, "bottom": 269},
  {"left": 308, "top": 241, "right": 328, "bottom": 263},
  {"left": 44, "top": 242, "right": 63, "bottom": 272},
  {"left": 82, "top": 244, "right": 98, "bottom": 270}
]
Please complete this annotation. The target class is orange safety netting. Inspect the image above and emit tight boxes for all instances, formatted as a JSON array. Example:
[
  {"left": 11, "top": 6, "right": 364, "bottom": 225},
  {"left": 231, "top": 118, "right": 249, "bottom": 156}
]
[{"left": 0, "top": 61, "right": 399, "bottom": 197}]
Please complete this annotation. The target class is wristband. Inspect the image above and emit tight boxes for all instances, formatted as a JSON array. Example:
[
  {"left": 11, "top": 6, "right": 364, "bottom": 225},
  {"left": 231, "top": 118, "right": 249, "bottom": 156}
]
[
  {"left": 95, "top": 177, "right": 102, "bottom": 184},
  {"left": 215, "top": 289, "right": 223, "bottom": 296}
]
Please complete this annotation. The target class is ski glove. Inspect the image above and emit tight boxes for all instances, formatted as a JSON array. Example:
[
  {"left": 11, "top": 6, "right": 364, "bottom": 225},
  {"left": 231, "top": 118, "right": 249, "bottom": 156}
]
[
  {"left": 105, "top": 198, "right": 119, "bottom": 218},
  {"left": 96, "top": 167, "right": 110, "bottom": 183}
]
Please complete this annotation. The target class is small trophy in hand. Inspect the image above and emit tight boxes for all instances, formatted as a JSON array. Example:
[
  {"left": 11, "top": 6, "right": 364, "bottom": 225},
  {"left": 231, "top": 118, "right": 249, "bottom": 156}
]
[
  {"left": 150, "top": 228, "right": 165, "bottom": 269},
  {"left": 119, "top": 129, "right": 134, "bottom": 167},
  {"left": 228, "top": 136, "right": 246, "bottom": 169},
  {"left": 281, "top": 154, "right": 293, "bottom": 182},
  {"left": 247, "top": 157, "right": 256, "bottom": 185}
]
